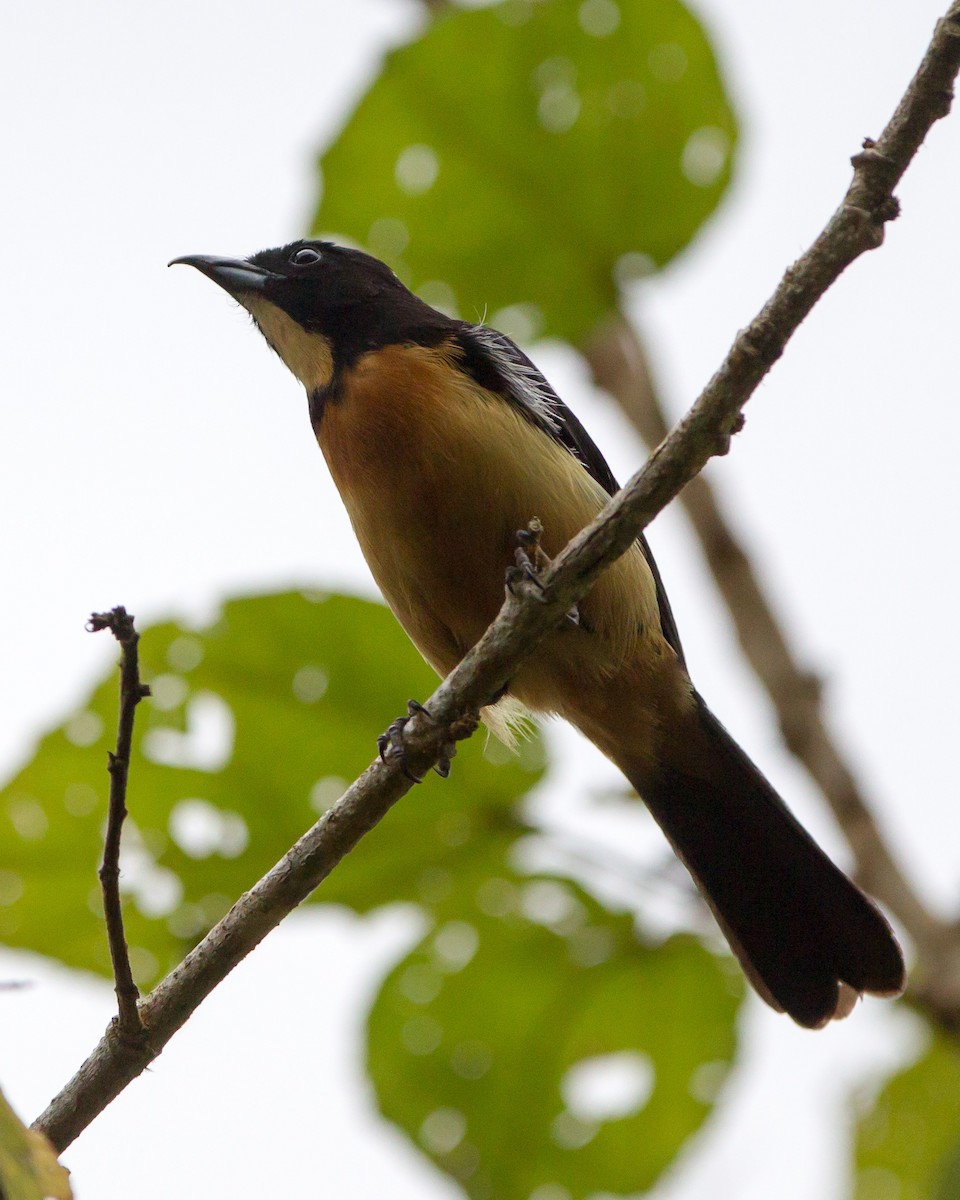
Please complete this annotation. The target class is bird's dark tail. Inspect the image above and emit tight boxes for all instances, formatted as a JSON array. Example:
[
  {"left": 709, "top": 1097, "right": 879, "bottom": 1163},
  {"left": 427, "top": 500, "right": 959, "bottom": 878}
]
[{"left": 630, "top": 697, "right": 905, "bottom": 1028}]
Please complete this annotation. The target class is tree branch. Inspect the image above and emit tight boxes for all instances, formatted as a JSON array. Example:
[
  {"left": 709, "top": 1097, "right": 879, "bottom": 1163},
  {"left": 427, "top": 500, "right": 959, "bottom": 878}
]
[{"left": 33, "top": 0, "right": 960, "bottom": 1154}]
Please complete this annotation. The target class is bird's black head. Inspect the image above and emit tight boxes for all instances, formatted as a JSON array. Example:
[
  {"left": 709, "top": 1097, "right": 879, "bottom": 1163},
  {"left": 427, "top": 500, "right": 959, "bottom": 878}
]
[{"left": 170, "top": 239, "right": 453, "bottom": 392}]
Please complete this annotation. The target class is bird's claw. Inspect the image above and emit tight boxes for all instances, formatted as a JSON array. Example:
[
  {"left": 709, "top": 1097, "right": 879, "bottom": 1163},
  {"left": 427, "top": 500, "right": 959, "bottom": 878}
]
[
  {"left": 506, "top": 518, "right": 581, "bottom": 627},
  {"left": 505, "top": 560, "right": 545, "bottom": 595},
  {"left": 377, "top": 713, "right": 423, "bottom": 783},
  {"left": 507, "top": 518, "right": 548, "bottom": 598},
  {"left": 377, "top": 700, "right": 459, "bottom": 780}
]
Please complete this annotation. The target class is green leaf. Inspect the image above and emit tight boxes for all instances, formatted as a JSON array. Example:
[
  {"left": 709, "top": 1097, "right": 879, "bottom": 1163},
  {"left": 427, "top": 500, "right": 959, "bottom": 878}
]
[
  {"left": 312, "top": 0, "right": 736, "bottom": 342},
  {"left": 854, "top": 1030, "right": 960, "bottom": 1200},
  {"left": 0, "top": 1083, "right": 71, "bottom": 1200},
  {"left": 0, "top": 591, "right": 543, "bottom": 985},
  {"left": 369, "top": 873, "right": 741, "bottom": 1199}
]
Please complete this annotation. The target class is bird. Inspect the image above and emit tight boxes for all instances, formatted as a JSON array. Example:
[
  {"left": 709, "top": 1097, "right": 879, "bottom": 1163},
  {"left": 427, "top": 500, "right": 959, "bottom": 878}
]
[{"left": 171, "top": 239, "right": 905, "bottom": 1028}]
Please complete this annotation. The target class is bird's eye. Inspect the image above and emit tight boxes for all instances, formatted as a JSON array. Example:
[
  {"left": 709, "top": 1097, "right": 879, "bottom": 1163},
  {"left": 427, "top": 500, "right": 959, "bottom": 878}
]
[{"left": 291, "top": 247, "right": 322, "bottom": 266}]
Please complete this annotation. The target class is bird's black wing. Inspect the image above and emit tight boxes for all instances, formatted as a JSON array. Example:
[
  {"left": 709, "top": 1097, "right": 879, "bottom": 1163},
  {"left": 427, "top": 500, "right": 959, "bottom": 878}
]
[{"left": 454, "top": 324, "right": 686, "bottom": 665}]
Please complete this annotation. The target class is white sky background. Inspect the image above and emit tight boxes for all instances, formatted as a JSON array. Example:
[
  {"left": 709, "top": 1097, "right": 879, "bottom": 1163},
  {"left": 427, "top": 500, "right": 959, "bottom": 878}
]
[{"left": 0, "top": 0, "right": 957, "bottom": 1196}]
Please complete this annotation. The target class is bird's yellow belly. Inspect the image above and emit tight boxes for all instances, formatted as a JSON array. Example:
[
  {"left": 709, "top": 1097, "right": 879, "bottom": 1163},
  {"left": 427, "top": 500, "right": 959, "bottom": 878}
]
[{"left": 314, "top": 342, "right": 672, "bottom": 725}]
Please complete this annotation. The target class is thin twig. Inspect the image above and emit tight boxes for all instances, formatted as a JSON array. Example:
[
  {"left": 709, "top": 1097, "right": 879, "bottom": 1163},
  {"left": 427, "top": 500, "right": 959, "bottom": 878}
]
[
  {"left": 34, "top": 0, "right": 960, "bottom": 1153},
  {"left": 87, "top": 607, "right": 151, "bottom": 1042}
]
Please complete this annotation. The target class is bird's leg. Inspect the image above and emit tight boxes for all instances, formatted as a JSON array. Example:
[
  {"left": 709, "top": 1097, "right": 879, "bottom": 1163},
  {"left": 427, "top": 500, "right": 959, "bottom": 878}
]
[
  {"left": 506, "top": 517, "right": 547, "bottom": 594},
  {"left": 506, "top": 517, "right": 581, "bottom": 628}
]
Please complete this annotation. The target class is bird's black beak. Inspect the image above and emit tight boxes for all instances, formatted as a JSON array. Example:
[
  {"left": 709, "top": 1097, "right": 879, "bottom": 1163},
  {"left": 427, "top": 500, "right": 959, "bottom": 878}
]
[{"left": 168, "top": 255, "right": 275, "bottom": 296}]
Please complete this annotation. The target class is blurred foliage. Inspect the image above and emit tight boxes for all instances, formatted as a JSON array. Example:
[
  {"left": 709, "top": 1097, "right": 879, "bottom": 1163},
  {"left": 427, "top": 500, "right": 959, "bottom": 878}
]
[
  {"left": 0, "top": 1083, "right": 71, "bottom": 1200},
  {"left": 1, "top": 591, "right": 740, "bottom": 1196},
  {"left": 371, "top": 900, "right": 737, "bottom": 1199},
  {"left": 0, "top": 592, "right": 541, "bottom": 985},
  {"left": 312, "top": 0, "right": 736, "bottom": 343},
  {"left": 855, "top": 1031, "right": 960, "bottom": 1200}
]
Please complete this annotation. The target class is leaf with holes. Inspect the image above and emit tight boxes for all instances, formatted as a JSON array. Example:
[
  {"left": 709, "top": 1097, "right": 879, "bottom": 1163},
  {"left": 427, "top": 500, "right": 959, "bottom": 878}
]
[
  {"left": 0, "top": 592, "right": 543, "bottom": 986},
  {"left": 854, "top": 1031, "right": 960, "bottom": 1200},
  {"left": 369, "top": 874, "right": 741, "bottom": 1199},
  {"left": 312, "top": 0, "right": 736, "bottom": 342}
]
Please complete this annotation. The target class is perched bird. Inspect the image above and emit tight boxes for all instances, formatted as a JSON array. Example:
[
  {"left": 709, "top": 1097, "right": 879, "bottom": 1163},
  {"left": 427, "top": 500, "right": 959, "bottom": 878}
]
[{"left": 171, "top": 240, "right": 905, "bottom": 1028}]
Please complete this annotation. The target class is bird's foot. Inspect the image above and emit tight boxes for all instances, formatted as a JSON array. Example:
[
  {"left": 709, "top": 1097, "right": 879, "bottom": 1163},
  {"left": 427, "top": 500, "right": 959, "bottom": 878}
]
[
  {"left": 505, "top": 517, "right": 580, "bottom": 628},
  {"left": 505, "top": 520, "right": 547, "bottom": 596},
  {"left": 377, "top": 708, "right": 423, "bottom": 783},
  {"left": 377, "top": 700, "right": 464, "bottom": 780}
]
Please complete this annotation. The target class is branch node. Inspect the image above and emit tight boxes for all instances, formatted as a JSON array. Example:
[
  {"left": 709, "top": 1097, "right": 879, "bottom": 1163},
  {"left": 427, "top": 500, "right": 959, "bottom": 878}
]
[
  {"left": 933, "top": 83, "right": 955, "bottom": 118},
  {"left": 737, "top": 317, "right": 783, "bottom": 366},
  {"left": 712, "top": 413, "right": 747, "bottom": 456},
  {"left": 851, "top": 144, "right": 895, "bottom": 171},
  {"left": 842, "top": 203, "right": 887, "bottom": 249},
  {"left": 712, "top": 430, "right": 733, "bottom": 457},
  {"left": 107, "top": 1012, "right": 152, "bottom": 1058}
]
